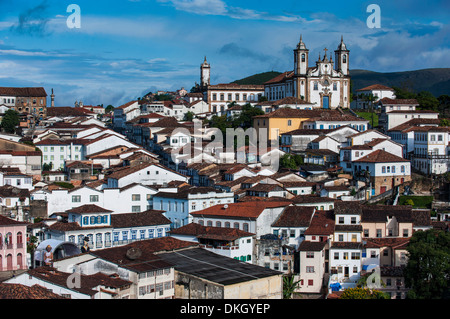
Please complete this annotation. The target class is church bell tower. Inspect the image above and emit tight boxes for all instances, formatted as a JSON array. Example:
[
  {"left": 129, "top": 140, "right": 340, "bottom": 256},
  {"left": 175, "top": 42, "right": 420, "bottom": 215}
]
[
  {"left": 200, "top": 56, "right": 210, "bottom": 90},
  {"left": 335, "top": 36, "right": 350, "bottom": 76},
  {"left": 294, "top": 34, "right": 308, "bottom": 76}
]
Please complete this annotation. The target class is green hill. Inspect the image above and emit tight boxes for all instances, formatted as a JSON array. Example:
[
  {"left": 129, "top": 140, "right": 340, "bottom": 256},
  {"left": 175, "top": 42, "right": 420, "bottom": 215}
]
[
  {"left": 232, "top": 71, "right": 282, "bottom": 85},
  {"left": 233, "top": 68, "right": 450, "bottom": 97},
  {"left": 350, "top": 68, "right": 450, "bottom": 97}
]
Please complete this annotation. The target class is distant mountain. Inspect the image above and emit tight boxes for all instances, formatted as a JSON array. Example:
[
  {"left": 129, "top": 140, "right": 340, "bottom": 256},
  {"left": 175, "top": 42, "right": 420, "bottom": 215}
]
[
  {"left": 233, "top": 68, "right": 450, "bottom": 97},
  {"left": 232, "top": 71, "right": 282, "bottom": 85},
  {"left": 350, "top": 68, "right": 450, "bottom": 97}
]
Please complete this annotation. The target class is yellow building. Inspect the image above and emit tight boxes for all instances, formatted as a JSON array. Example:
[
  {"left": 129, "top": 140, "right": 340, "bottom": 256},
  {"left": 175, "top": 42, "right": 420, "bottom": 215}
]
[{"left": 253, "top": 108, "right": 343, "bottom": 141}]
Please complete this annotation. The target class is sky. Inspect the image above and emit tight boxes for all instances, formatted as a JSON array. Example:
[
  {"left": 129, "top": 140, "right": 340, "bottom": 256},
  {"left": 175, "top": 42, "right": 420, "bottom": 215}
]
[{"left": 0, "top": 0, "right": 448, "bottom": 107}]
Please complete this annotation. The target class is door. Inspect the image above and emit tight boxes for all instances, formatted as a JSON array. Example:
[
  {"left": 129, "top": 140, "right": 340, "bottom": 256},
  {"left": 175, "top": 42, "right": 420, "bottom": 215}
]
[
  {"left": 344, "top": 266, "right": 349, "bottom": 278},
  {"left": 380, "top": 186, "right": 387, "bottom": 194},
  {"left": 323, "top": 96, "right": 330, "bottom": 109},
  {"left": 6, "top": 254, "right": 13, "bottom": 271}
]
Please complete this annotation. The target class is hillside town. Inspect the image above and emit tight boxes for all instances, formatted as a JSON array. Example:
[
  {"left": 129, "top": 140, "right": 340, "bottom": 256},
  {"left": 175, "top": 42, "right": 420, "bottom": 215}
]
[{"left": 0, "top": 35, "right": 449, "bottom": 301}]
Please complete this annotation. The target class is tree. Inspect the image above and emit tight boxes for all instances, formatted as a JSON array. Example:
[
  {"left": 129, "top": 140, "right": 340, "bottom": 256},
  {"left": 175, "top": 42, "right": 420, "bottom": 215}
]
[
  {"left": 283, "top": 275, "right": 301, "bottom": 299},
  {"left": 105, "top": 105, "right": 114, "bottom": 113},
  {"left": 280, "top": 154, "right": 298, "bottom": 170},
  {"left": 404, "top": 229, "right": 450, "bottom": 299},
  {"left": 339, "top": 287, "right": 390, "bottom": 299},
  {"left": 1, "top": 109, "right": 20, "bottom": 133},
  {"left": 416, "top": 91, "right": 439, "bottom": 111},
  {"left": 231, "top": 103, "right": 264, "bottom": 129},
  {"left": 183, "top": 111, "right": 194, "bottom": 122}
]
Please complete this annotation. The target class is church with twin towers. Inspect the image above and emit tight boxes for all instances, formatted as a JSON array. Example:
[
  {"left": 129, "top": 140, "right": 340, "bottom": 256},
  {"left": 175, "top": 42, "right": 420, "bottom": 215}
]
[{"left": 264, "top": 35, "right": 351, "bottom": 109}]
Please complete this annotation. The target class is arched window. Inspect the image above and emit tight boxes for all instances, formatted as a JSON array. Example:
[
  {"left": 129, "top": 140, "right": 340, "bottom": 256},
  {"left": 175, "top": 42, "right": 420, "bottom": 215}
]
[
  {"left": 216, "top": 221, "right": 222, "bottom": 227},
  {"left": 343, "top": 54, "right": 347, "bottom": 63},
  {"left": 301, "top": 53, "right": 305, "bottom": 62},
  {"left": 206, "top": 220, "right": 212, "bottom": 227},
  {"left": 243, "top": 223, "right": 249, "bottom": 232},
  {"left": 198, "top": 220, "right": 204, "bottom": 226},
  {"left": 5, "top": 232, "right": 12, "bottom": 248},
  {"left": 16, "top": 232, "right": 23, "bottom": 249},
  {"left": 233, "top": 222, "right": 239, "bottom": 229},
  {"left": 225, "top": 222, "right": 230, "bottom": 228},
  {"left": 83, "top": 217, "right": 89, "bottom": 225}
]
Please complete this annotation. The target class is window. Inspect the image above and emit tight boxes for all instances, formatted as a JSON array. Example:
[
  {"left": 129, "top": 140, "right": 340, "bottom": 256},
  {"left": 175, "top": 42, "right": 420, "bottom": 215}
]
[
  {"left": 306, "top": 266, "right": 314, "bottom": 273},
  {"left": 338, "top": 217, "right": 344, "bottom": 224},
  {"left": 306, "top": 252, "right": 314, "bottom": 258},
  {"left": 382, "top": 166, "right": 386, "bottom": 173},
  {"left": 333, "top": 82, "right": 337, "bottom": 91},
  {"left": 343, "top": 252, "right": 348, "bottom": 260},
  {"left": 401, "top": 165, "right": 405, "bottom": 173},
  {"left": 351, "top": 217, "right": 357, "bottom": 224},
  {"left": 308, "top": 279, "right": 314, "bottom": 286},
  {"left": 233, "top": 222, "right": 239, "bottom": 229},
  {"left": 72, "top": 195, "right": 81, "bottom": 202},
  {"left": 287, "top": 120, "right": 292, "bottom": 126},
  {"left": 132, "top": 206, "right": 141, "bottom": 212},
  {"left": 403, "top": 229, "right": 409, "bottom": 237},
  {"left": 90, "top": 195, "right": 99, "bottom": 202},
  {"left": 376, "top": 229, "right": 382, "bottom": 238},
  {"left": 132, "top": 194, "right": 141, "bottom": 201},
  {"left": 334, "top": 252, "right": 339, "bottom": 259},
  {"left": 351, "top": 252, "right": 360, "bottom": 260},
  {"left": 225, "top": 222, "right": 230, "bottom": 228},
  {"left": 363, "top": 229, "right": 369, "bottom": 237},
  {"left": 212, "top": 93, "right": 217, "bottom": 101},
  {"left": 313, "top": 82, "right": 318, "bottom": 90},
  {"left": 301, "top": 53, "right": 305, "bottom": 62},
  {"left": 243, "top": 223, "right": 249, "bottom": 232}
]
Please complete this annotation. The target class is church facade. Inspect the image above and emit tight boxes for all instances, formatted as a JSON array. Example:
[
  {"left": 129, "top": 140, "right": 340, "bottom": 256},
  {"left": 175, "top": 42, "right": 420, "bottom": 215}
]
[{"left": 264, "top": 36, "right": 351, "bottom": 109}]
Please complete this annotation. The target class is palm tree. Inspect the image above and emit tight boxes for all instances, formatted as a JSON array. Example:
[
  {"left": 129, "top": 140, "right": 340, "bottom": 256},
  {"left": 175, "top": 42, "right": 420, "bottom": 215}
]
[{"left": 283, "top": 275, "right": 301, "bottom": 299}]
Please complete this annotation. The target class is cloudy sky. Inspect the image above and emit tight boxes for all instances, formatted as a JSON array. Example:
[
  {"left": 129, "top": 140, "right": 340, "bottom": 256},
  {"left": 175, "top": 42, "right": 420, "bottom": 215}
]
[{"left": 0, "top": 0, "right": 448, "bottom": 107}]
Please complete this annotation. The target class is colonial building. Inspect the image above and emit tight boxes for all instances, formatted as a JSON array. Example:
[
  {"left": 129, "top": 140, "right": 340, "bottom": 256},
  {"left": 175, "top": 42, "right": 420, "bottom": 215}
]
[
  {"left": 0, "top": 87, "right": 48, "bottom": 120},
  {"left": 264, "top": 35, "right": 351, "bottom": 109}
]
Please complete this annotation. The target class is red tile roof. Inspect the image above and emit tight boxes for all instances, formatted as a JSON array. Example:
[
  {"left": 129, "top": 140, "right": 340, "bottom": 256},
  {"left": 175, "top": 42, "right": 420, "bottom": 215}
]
[
  {"left": 353, "top": 149, "right": 409, "bottom": 163},
  {"left": 0, "top": 87, "right": 47, "bottom": 97},
  {"left": 356, "top": 84, "right": 394, "bottom": 92},
  {"left": 190, "top": 202, "right": 291, "bottom": 219},
  {"left": 0, "top": 283, "right": 65, "bottom": 299},
  {"left": 66, "top": 204, "right": 113, "bottom": 215},
  {"left": 169, "top": 222, "right": 255, "bottom": 241}
]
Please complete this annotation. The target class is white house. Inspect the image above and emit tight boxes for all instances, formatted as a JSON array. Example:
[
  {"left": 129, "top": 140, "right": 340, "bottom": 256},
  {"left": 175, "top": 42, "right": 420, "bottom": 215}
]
[
  {"left": 46, "top": 205, "right": 171, "bottom": 251},
  {"left": 270, "top": 206, "right": 315, "bottom": 249},
  {"left": 190, "top": 201, "right": 291, "bottom": 239},
  {"left": 411, "top": 126, "right": 450, "bottom": 175},
  {"left": 152, "top": 186, "right": 235, "bottom": 228},
  {"left": 354, "top": 84, "right": 396, "bottom": 110},
  {"left": 106, "top": 163, "right": 188, "bottom": 189},
  {"left": 169, "top": 222, "right": 255, "bottom": 263},
  {"left": 42, "top": 183, "right": 158, "bottom": 216},
  {"left": 352, "top": 150, "right": 411, "bottom": 196},
  {"left": 0, "top": 168, "right": 33, "bottom": 190}
]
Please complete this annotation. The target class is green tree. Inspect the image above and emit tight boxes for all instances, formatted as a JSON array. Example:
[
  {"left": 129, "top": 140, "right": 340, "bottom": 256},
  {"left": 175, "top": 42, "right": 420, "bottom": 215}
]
[
  {"left": 105, "top": 104, "right": 114, "bottom": 113},
  {"left": 404, "top": 229, "right": 450, "bottom": 299},
  {"left": 1, "top": 109, "right": 20, "bottom": 133},
  {"left": 231, "top": 103, "right": 264, "bottom": 129},
  {"left": 283, "top": 275, "right": 301, "bottom": 299},
  {"left": 416, "top": 91, "right": 439, "bottom": 111},
  {"left": 280, "top": 154, "right": 298, "bottom": 170},
  {"left": 340, "top": 287, "right": 390, "bottom": 299},
  {"left": 183, "top": 111, "right": 194, "bottom": 122}
]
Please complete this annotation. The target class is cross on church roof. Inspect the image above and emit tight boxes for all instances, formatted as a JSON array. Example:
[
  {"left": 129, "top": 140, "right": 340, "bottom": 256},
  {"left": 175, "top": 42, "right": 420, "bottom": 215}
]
[{"left": 323, "top": 48, "right": 328, "bottom": 55}]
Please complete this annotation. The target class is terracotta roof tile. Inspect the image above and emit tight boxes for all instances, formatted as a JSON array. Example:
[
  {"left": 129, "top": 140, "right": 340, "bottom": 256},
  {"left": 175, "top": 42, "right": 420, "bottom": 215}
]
[
  {"left": 190, "top": 201, "right": 291, "bottom": 219},
  {"left": 354, "top": 149, "right": 409, "bottom": 163}
]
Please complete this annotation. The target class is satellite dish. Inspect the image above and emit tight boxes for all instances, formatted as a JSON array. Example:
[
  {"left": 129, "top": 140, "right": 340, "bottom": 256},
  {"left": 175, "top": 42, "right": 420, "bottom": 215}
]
[
  {"left": 223, "top": 204, "right": 228, "bottom": 209},
  {"left": 126, "top": 247, "right": 142, "bottom": 260}
]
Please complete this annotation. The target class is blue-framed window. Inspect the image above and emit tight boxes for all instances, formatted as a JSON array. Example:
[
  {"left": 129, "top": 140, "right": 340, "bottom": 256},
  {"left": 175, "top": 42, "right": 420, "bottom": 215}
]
[
  {"left": 83, "top": 217, "right": 88, "bottom": 225},
  {"left": 113, "top": 232, "right": 119, "bottom": 242},
  {"left": 140, "top": 230, "right": 145, "bottom": 239},
  {"left": 122, "top": 231, "right": 128, "bottom": 241},
  {"left": 131, "top": 230, "right": 137, "bottom": 240},
  {"left": 148, "top": 229, "right": 154, "bottom": 239},
  {"left": 157, "top": 228, "right": 163, "bottom": 238}
]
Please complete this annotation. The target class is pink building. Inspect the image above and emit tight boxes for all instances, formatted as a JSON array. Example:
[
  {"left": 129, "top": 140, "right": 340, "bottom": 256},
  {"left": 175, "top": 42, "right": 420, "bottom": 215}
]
[{"left": 0, "top": 216, "right": 28, "bottom": 271}]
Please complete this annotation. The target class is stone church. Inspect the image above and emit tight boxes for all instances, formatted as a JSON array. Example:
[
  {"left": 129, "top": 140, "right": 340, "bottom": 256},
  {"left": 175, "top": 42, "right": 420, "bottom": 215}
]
[{"left": 264, "top": 35, "right": 351, "bottom": 109}]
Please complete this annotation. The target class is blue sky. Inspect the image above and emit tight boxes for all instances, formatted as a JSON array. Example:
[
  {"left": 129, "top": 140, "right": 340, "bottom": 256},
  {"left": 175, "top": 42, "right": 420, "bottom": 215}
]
[{"left": 0, "top": 0, "right": 448, "bottom": 107}]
